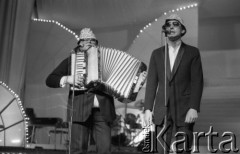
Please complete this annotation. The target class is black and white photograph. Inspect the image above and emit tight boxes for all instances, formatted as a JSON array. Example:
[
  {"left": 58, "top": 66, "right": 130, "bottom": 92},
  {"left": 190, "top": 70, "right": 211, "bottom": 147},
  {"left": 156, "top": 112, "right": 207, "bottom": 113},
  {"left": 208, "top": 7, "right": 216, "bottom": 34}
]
[{"left": 0, "top": 0, "right": 240, "bottom": 154}]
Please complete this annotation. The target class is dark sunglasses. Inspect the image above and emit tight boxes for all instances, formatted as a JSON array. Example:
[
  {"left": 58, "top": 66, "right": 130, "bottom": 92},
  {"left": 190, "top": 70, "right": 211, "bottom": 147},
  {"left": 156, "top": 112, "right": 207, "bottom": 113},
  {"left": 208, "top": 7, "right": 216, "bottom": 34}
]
[
  {"left": 165, "top": 21, "right": 181, "bottom": 28},
  {"left": 78, "top": 38, "right": 98, "bottom": 45}
]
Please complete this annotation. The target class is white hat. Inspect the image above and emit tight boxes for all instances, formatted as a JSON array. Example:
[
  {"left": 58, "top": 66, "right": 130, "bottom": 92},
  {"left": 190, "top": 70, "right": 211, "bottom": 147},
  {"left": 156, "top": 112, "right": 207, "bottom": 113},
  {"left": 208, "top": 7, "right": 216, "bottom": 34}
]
[
  {"left": 79, "top": 28, "right": 96, "bottom": 40},
  {"left": 165, "top": 14, "right": 186, "bottom": 36}
]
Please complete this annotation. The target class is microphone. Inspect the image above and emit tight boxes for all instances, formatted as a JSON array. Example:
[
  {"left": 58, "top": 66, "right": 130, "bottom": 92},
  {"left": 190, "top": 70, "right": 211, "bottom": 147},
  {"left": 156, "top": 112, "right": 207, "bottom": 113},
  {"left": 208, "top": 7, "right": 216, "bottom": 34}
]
[
  {"left": 162, "top": 25, "right": 169, "bottom": 36},
  {"left": 162, "top": 29, "right": 169, "bottom": 34},
  {"left": 71, "top": 45, "right": 81, "bottom": 53}
]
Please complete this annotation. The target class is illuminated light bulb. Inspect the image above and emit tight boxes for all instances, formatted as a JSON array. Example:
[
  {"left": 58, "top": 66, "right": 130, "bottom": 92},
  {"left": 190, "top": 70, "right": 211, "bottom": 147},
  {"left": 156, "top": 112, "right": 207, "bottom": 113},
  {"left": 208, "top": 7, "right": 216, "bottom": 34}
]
[{"left": 11, "top": 139, "right": 21, "bottom": 143}]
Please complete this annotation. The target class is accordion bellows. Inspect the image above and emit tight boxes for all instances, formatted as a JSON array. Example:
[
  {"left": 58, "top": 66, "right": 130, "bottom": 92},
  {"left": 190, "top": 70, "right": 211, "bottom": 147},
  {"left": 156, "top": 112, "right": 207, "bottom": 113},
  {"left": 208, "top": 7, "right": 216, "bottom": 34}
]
[{"left": 71, "top": 46, "right": 147, "bottom": 101}]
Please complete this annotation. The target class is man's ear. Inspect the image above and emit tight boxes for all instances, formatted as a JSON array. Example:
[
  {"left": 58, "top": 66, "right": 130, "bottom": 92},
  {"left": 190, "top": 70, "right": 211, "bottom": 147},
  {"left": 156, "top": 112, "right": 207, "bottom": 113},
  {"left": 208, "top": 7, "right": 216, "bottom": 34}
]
[{"left": 181, "top": 29, "right": 186, "bottom": 35}]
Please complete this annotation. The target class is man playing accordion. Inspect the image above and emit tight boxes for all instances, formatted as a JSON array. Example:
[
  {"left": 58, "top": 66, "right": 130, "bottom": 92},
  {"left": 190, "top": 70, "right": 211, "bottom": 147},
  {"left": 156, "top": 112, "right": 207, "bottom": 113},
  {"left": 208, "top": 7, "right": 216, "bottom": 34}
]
[
  {"left": 46, "top": 28, "right": 116, "bottom": 154},
  {"left": 46, "top": 27, "right": 147, "bottom": 153}
]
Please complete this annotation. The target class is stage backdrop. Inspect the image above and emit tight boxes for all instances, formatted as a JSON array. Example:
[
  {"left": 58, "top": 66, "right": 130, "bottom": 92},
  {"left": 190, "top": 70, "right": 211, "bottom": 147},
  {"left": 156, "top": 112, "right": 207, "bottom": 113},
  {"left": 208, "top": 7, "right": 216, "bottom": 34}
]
[{"left": 25, "top": 20, "right": 77, "bottom": 124}]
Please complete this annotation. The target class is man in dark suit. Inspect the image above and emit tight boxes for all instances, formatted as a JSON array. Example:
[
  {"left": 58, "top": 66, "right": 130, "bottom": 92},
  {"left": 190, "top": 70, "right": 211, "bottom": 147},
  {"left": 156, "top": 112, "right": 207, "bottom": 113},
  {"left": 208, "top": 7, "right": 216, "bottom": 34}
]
[
  {"left": 46, "top": 28, "right": 116, "bottom": 154},
  {"left": 144, "top": 14, "right": 204, "bottom": 154}
]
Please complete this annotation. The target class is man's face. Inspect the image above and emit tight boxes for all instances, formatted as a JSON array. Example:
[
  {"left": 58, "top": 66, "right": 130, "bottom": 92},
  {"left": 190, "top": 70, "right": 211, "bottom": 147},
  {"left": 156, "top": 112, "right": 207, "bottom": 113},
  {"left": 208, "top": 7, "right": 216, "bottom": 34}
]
[
  {"left": 165, "top": 20, "right": 184, "bottom": 40},
  {"left": 79, "top": 38, "right": 97, "bottom": 51}
]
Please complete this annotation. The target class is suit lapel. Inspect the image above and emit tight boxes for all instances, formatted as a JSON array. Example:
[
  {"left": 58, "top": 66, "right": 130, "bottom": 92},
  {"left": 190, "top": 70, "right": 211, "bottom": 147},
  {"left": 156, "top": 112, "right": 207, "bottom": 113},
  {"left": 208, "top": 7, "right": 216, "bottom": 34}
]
[
  {"left": 161, "top": 46, "right": 171, "bottom": 80},
  {"left": 169, "top": 43, "right": 185, "bottom": 81}
]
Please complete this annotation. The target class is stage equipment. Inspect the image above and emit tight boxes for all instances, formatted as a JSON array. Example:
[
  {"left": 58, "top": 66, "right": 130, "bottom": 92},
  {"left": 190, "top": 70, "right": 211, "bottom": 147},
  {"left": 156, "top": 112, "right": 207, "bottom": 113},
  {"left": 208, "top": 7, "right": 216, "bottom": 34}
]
[
  {"left": 25, "top": 108, "right": 63, "bottom": 149},
  {"left": 48, "top": 122, "right": 68, "bottom": 148},
  {"left": 0, "top": 81, "right": 28, "bottom": 147},
  {"left": 71, "top": 46, "right": 147, "bottom": 101}
]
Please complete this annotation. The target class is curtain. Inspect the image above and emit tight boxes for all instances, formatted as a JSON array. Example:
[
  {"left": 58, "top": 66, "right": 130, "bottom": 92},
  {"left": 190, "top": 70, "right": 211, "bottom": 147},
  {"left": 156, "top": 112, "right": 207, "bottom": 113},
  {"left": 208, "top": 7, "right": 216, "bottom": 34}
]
[
  {"left": 0, "top": 0, "right": 17, "bottom": 83},
  {"left": 0, "top": 0, "right": 34, "bottom": 99}
]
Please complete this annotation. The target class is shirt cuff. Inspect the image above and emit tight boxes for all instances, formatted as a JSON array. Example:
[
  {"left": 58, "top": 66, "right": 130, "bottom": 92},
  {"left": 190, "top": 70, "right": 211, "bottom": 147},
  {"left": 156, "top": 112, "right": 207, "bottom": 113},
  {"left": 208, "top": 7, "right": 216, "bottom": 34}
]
[{"left": 60, "top": 76, "right": 68, "bottom": 88}]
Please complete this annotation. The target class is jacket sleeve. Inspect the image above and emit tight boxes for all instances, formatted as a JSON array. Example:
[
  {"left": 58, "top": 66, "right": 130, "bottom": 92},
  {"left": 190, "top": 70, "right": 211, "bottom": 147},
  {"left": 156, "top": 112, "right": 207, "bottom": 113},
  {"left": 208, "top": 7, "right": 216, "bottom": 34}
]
[
  {"left": 144, "top": 51, "right": 158, "bottom": 111},
  {"left": 46, "top": 57, "right": 70, "bottom": 88},
  {"left": 189, "top": 50, "right": 204, "bottom": 112}
]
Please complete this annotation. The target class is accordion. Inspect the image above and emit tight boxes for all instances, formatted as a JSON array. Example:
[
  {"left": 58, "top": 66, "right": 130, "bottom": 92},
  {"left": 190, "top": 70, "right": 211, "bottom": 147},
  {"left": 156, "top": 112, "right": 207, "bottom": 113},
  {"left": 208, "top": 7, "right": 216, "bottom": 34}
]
[{"left": 71, "top": 46, "right": 147, "bottom": 101}]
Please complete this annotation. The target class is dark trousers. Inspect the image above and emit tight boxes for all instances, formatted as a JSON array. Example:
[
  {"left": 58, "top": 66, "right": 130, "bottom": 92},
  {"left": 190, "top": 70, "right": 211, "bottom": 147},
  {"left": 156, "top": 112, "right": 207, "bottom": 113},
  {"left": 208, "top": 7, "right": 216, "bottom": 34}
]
[
  {"left": 154, "top": 112, "right": 194, "bottom": 154},
  {"left": 70, "top": 108, "right": 111, "bottom": 154}
]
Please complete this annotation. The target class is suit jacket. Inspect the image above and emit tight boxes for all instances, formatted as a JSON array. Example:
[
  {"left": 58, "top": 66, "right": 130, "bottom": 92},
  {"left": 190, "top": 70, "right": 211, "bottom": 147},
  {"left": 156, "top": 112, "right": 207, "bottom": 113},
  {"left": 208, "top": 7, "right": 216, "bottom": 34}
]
[
  {"left": 144, "top": 42, "right": 203, "bottom": 126},
  {"left": 46, "top": 56, "right": 116, "bottom": 123}
]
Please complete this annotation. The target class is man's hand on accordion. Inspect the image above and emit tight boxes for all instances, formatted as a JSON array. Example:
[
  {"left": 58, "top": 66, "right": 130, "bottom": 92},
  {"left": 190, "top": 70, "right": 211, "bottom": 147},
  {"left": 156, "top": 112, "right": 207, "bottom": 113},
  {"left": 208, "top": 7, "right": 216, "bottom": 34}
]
[
  {"left": 66, "top": 75, "right": 85, "bottom": 87},
  {"left": 140, "top": 71, "right": 147, "bottom": 82}
]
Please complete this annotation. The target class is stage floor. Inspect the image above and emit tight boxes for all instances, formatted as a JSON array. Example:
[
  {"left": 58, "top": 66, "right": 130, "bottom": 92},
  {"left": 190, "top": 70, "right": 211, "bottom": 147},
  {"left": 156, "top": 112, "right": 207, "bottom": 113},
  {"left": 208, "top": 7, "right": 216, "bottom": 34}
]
[
  {"left": 1, "top": 146, "right": 237, "bottom": 154},
  {"left": 0, "top": 146, "right": 142, "bottom": 154}
]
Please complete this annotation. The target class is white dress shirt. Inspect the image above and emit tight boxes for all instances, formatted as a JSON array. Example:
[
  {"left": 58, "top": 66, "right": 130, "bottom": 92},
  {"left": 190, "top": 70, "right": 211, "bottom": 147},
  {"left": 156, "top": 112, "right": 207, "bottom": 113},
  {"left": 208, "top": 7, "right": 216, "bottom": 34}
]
[{"left": 168, "top": 41, "right": 182, "bottom": 71}]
